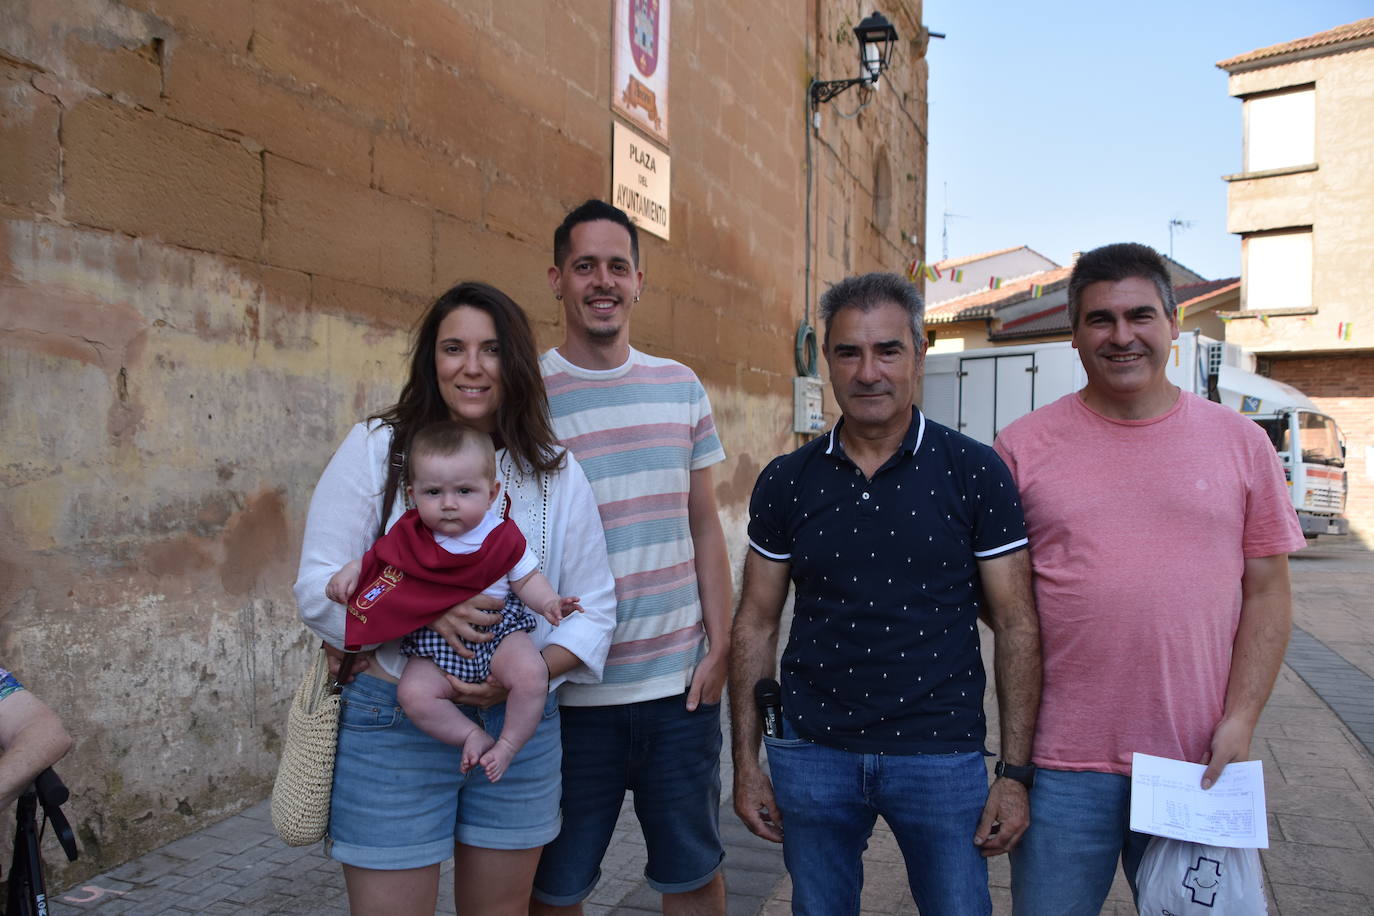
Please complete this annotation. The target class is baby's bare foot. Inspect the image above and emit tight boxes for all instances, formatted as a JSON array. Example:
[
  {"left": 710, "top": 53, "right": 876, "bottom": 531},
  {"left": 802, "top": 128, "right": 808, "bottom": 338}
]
[
  {"left": 479, "top": 737, "right": 522, "bottom": 783},
  {"left": 461, "top": 729, "right": 496, "bottom": 774}
]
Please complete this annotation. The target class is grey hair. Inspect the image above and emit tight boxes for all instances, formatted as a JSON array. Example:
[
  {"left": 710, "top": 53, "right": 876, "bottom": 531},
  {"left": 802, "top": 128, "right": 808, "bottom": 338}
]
[
  {"left": 820, "top": 272, "right": 925, "bottom": 349},
  {"left": 1067, "top": 243, "right": 1177, "bottom": 327}
]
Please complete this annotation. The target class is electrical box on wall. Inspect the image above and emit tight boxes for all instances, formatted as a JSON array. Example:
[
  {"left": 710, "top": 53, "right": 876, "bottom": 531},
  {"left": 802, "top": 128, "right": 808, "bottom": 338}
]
[{"left": 792, "top": 376, "right": 826, "bottom": 434}]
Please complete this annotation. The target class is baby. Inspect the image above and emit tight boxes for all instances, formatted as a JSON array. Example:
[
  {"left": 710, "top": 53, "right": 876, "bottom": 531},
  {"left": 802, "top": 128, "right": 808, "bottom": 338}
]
[{"left": 327, "top": 420, "right": 580, "bottom": 781}]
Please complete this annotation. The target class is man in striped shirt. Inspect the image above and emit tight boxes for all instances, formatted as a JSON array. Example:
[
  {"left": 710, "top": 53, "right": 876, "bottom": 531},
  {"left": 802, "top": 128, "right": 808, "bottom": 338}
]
[{"left": 532, "top": 200, "right": 732, "bottom": 915}]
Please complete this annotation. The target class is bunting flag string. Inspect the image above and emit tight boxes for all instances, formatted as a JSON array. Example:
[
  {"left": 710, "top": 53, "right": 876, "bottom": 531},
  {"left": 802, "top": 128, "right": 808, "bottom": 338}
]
[
  {"left": 1030, "top": 284, "right": 1044, "bottom": 298},
  {"left": 988, "top": 276, "right": 1003, "bottom": 290},
  {"left": 1338, "top": 321, "right": 1354, "bottom": 341},
  {"left": 902, "top": 261, "right": 979, "bottom": 286},
  {"left": 1177, "top": 304, "right": 1187, "bottom": 324}
]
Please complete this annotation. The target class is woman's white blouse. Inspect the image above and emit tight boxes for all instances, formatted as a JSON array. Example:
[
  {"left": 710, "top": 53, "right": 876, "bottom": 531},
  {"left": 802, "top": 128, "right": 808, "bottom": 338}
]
[{"left": 293, "top": 420, "right": 617, "bottom": 687}]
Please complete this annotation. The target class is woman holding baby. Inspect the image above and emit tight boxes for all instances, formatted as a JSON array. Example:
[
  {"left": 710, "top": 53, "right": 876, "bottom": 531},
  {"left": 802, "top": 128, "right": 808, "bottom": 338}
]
[{"left": 293, "top": 282, "right": 617, "bottom": 915}]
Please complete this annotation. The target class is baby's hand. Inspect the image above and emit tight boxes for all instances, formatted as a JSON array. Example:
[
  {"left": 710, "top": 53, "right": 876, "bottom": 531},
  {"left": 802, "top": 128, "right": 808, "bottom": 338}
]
[
  {"left": 326, "top": 560, "right": 363, "bottom": 604},
  {"left": 540, "top": 596, "right": 583, "bottom": 627}
]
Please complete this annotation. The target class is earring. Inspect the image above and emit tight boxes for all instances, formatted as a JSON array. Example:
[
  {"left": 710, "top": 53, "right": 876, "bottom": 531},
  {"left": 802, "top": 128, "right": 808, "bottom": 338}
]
[
  {"left": 633, "top": 295, "right": 640, "bottom": 302},
  {"left": 555, "top": 293, "right": 562, "bottom": 300}
]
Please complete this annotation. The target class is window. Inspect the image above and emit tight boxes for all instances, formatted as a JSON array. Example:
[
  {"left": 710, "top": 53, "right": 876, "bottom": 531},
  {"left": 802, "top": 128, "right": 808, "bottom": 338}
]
[
  {"left": 1244, "top": 230, "right": 1312, "bottom": 311},
  {"left": 1298, "top": 412, "right": 1343, "bottom": 466},
  {"left": 1243, "top": 86, "right": 1315, "bottom": 172}
]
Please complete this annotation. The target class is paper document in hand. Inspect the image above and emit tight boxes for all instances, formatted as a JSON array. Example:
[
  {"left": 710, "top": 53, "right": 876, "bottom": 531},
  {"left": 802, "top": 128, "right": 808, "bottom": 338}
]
[{"left": 1129, "top": 753, "right": 1268, "bottom": 848}]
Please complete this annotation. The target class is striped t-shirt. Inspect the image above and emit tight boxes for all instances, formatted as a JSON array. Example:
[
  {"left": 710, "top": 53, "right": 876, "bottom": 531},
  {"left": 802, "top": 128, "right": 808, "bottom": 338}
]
[{"left": 541, "top": 347, "right": 726, "bottom": 705}]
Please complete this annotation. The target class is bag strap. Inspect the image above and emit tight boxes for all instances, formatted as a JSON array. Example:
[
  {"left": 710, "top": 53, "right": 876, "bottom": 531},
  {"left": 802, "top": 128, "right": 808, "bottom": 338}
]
[{"left": 330, "top": 652, "right": 359, "bottom": 696}]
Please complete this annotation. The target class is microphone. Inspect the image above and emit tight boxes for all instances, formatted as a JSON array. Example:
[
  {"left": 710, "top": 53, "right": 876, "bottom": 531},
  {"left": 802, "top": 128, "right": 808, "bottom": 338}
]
[{"left": 755, "top": 678, "right": 783, "bottom": 739}]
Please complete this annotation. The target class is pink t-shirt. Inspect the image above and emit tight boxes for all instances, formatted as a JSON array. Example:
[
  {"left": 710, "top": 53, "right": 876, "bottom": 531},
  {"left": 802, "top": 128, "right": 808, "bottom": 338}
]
[{"left": 994, "top": 392, "right": 1305, "bottom": 775}]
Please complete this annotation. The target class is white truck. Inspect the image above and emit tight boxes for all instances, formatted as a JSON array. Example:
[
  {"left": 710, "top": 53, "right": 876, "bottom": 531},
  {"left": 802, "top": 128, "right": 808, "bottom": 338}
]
[{"left": 922, "top": 332, "right": 1349, "bottom": 537}]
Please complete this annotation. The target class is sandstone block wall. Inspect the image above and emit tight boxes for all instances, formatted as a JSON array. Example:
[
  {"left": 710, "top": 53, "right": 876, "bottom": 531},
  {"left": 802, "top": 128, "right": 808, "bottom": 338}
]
[{"left": 0, "top": 0, "right": 927, "bottom": 882}]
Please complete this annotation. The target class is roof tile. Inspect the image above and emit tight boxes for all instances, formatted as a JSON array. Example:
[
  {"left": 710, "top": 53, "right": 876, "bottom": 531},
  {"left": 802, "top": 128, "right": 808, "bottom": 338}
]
[
  {"left": 992, "top": 306, "right": 1069, "bottom": 340},
  {"left": 925, "top": 265, "right": 1073, "bottom": 324},
  {"left": 1177, "top": 278, "right": 1240, "bottom": 308},
  {"left": 1218, "top": 17, "right": 1374, "bottom": 70}
]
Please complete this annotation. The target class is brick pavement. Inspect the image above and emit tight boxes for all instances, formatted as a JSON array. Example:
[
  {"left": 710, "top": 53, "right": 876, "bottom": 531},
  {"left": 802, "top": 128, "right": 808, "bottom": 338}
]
[
  {"left": 48, "top": 538, "right": 1374, "bottom": 914},
  {"left": 1285, "top": 627, "right": 1374, "bottom": 756}
]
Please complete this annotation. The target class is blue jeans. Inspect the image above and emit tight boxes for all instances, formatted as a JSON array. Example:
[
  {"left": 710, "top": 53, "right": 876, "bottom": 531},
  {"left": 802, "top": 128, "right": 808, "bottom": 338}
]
[
  {"left": 532, "top": 694, "right": 724, "bottom": 904},
  {"left": 1010, "top": 768, "right": 1151, "bottom": 916},
  {"left": 764, "top": 720, "right": 991, "bottom": 916}
]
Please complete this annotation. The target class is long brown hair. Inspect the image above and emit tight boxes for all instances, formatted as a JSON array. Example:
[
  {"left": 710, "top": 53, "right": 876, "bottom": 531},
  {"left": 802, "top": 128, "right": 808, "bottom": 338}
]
[{"left": 371, "top": 282, "right": 563, "bottom": 537}]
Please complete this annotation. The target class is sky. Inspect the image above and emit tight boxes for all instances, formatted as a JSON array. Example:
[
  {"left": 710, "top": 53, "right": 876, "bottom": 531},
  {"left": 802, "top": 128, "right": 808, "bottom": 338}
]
[{"left": 921, "top": 0, "right": 1371, "bottom": 280}]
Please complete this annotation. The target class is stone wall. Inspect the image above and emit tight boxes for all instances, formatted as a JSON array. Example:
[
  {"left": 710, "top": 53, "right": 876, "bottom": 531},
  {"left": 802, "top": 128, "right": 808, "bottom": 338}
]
[{"left": 0, "top": 0, "right": 927, "bottom": 883}]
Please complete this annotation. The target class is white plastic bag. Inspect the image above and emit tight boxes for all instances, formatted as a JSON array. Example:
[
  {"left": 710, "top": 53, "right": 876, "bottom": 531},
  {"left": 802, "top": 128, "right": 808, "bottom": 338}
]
[{"left": 1135, "top": 836, "right": 1268, "bottom": 915}]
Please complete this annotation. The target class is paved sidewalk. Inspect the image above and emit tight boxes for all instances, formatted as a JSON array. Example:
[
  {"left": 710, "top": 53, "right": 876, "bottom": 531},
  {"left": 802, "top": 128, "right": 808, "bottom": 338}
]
[{"left": 50, "top": 538, "right": 1374, "bottom": 914}]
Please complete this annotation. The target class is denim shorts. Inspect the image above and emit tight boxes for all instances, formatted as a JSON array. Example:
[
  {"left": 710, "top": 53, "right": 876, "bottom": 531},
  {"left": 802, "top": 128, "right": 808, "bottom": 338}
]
[
  {"left": 764, "top": 717, "right": 990, "bottom": 916},
  {"left": 326, "top": 674, "right": 562, "bottom": 869},
  {"left": 531, "top": 693, "right": 724, "bottom": 904}
]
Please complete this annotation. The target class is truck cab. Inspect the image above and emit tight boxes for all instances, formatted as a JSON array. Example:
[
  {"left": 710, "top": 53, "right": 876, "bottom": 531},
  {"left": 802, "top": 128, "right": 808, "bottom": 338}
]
[{"left": 1250, "top": 407, "right": 1349, "bottom": 537}]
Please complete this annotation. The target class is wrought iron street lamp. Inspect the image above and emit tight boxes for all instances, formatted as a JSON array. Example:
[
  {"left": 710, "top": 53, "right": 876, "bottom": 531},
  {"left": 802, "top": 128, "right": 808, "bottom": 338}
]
[{"left": 810, "top": 11, "right": 899, "bottom": 107}]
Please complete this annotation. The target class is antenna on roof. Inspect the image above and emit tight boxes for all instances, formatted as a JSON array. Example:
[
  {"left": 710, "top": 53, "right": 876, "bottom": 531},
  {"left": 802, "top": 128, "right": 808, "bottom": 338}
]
[
  {"left": 941, "top": 183, "right": 969, "bottom": 261},
  {"left": 1168, "top": 217, "right": 1195, "bottom": 260}
]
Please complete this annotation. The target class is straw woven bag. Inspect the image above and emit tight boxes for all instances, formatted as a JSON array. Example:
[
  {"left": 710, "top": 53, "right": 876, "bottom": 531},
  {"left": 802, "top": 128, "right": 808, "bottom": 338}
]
[{"left": 271, "top": 648, "right": 346, "bottom": 846}]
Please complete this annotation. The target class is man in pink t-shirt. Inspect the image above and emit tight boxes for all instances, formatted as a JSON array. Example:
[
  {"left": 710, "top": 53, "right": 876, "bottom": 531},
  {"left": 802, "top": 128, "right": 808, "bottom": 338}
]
[{"left": 993, "top": 243, "right": 1305, "bottom": 916}]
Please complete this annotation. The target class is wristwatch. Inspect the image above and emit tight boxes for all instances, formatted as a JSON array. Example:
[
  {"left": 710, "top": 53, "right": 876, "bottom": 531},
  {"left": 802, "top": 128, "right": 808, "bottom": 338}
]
[{"left": 995, "top": 760, "right": 1036, "bottom": 789}]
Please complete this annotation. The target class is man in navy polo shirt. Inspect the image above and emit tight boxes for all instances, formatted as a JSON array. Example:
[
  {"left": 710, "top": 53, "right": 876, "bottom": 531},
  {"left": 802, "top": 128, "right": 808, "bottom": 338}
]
[{"left": 728, "top": 272, "right": 1042, "bottom": 915}]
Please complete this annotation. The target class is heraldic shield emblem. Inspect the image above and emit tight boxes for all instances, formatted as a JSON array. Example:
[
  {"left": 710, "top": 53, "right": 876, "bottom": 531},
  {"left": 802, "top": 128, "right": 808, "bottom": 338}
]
[{"left": 631, "top": 0, "right": 660, "bottom": 77}]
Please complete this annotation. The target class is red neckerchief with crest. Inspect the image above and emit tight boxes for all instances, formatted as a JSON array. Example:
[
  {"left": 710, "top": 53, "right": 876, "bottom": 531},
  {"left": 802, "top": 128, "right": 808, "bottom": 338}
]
[{"left": 343, "top": 507, "right": 526, "bottom": 650}]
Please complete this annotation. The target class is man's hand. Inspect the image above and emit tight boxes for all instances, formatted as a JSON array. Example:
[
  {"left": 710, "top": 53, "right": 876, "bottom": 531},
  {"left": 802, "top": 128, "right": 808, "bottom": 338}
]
[
  {"left": 429, "top": 594, "right": 505, "bottom": 658},
  {"left": 973, "top": 778, "right": 1029, "bottom": 857},
  {"left": 686, "top": 647, "right": 727, "bottom": 711},
  {"left": 321, "top": 642, "right": 371, "bottom": 682},
  {"left": 1201, "top": 715, "right": 1255, "bottom": 789},
  {"left": 1200, "top": 553, "right": 1291, "bottom": 789},
  {"left": 733, "top": 764, "right": 784, "bottom": 843},
  {"left": 728, "top": 550, "right": 790, "bottom": 844},
  {"left": 686, "top": 466, "right": 732, "bottom": 712}
]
